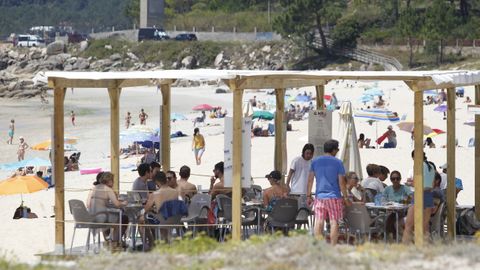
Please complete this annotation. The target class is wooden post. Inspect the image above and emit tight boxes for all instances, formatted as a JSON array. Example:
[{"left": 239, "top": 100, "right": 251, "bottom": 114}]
[
  {"left": 160, "top": 84, "right": 171, "bottom": 171},
  {"left": 108, "top": 86, "right": 121, "bottom": 193},
  {"left": 446, "top": 87, "right": 456, "bottom": 239},
  {"left": 413, "top": 89, "right": 424, "bottom": 246},
  {"left": 476, "top": 85, "right": 480, "bottom": 219},
  {"left": 231, "top": 81, "right": 243, "bottom": 241},
  {"left": 274, "top": 88, "right": 286, "bottom": 181},
  {"left": 315, "top": 85, "right": 325, "bottom": 110},
  {"left": 53, "top": 86, "right": 66, "bottom": 254}
]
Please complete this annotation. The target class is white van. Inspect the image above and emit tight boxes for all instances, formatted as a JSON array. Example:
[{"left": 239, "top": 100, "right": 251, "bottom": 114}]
[{"left": 16, "top": 35, "right": 45, "bottom": 47}]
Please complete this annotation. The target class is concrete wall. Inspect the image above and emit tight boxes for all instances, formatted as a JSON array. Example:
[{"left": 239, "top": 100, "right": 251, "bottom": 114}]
[{"left": 89, "top": 29, "right": 281, "bottom": 42}]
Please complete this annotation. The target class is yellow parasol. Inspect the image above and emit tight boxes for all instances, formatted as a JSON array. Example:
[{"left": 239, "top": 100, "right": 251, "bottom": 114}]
[
  {"left": 0, "top": 175, "right": 48, "bottom": 195},
  {"left": 31, "top": 137, "right": 78, "bottom": 151}
]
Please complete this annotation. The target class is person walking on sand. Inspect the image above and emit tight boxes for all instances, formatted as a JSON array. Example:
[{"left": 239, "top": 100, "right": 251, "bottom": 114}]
[
  {"left": 192, "top": 128, "right": 205, "bottom": 165},
  {"left": 70, "top": 111, "right": 75, "bottom": 126},
  {"left": 125, "top": 112, "right": 132, "bottom": 129},
  {"left": 7, "top": 119, "right": 14, "bottom": 144},
  {"left": 307, "top": 139, "right": 350, "bottom": 245},
  {"left": 139, "top": 109, "right": 148, "bottom": 125},
  {"left": 17, "top": 136, "right": 29, "bottom": 161},
  {"left": 286, "top": 143, "right": 314, "bottom": 195}
]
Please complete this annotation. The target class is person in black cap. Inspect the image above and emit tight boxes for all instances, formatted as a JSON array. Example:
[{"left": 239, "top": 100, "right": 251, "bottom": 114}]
[{"left": 263, "top": 170, "right": 288, "bottom": 210}]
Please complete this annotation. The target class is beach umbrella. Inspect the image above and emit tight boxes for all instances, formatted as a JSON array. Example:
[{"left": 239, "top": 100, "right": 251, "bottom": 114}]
[
  {"left": 336, "top": 102, "right": 363, "bottom": 179},
  {"left": 252, "top": 110, "right": 274, "bottom": 120},
  {"left": 359, "top": 94, "right": 374, "bottom": 103},
  {"left": 424, "top": 90, "right": 438, "bottom": 96},
  {"left": 354, "top": 109, "right": 400, "bottom": 122},
  {"left": 0, "top": 175, "right": 48, "bottom": 195},
  {"left": 0, "top": 158, "right": 51, "bottom": 171},
  {"left": 397, "top": 121, "right": 434, "bottom": 135},
  {"left": 364, "top": 88, "right": 384, "bottom": 96},
  {"left": 434, "top": 105, "right": 448, "bottom": 112},
  {"left": 324, "top": 95, "right": 332, "bottom": 101},
  {"left": 294, "top": 95, "right": 311, "bottom": 102},
  {"left": 464, "top": 119, "right": 475, "bottom": 126},
  {"left": 171, "top": 112, "right": 187, "bottom": 121},
  {"left": 192, "top": 104, "right": 214, "bottom": 111},
  {"left": 31, "top": 137, "right": 78, "bottom": 151}
]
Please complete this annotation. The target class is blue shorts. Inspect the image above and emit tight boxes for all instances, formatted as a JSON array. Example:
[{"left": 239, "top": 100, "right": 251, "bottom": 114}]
[{"left": 411, "top": 190, "right": 434, "bottom": 209}]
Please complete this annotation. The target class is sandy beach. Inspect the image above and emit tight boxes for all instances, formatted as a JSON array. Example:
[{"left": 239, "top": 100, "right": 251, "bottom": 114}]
[{"left": 0, "top": 80, "right": 477, "bottom": 263}]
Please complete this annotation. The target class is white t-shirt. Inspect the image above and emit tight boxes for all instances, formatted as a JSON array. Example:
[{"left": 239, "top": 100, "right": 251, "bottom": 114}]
[
  {"left": 440, "top": 172, "right": 447, "bottom": 190},
  {"left": 289, "top": 156, "right": 311, "bottom": 195},
  {"left": 361, "top": 176, "right": 385, "bottom": 193}
]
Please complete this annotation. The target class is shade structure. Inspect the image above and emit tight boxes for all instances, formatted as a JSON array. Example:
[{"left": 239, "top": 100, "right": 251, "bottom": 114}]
[
  {"left": 397, "top": 121, "right": 434, "bottom": 135},
  {"left": 192, "top": 104, "right": 214, "bottom": 111},
  {"left": 354, "top": 109, "right": 400, "bottom": 122},
  {"left": 252, "top": 110, "right": 274, "bottom": 120},
  {"left": 0, "top": 175, "right": 48, "bottom": 195},
  {"left": 424, "top": 90, "right": 438, "bottom": 96},
  {"left": 0, "top": 158, "right": 52, "bottom": 171},
  {"left": 359, "top": 94, "right": 374, "bottom": 103},
  {"left": 336, "top": 102, "right": 363, "bottom": 179}
]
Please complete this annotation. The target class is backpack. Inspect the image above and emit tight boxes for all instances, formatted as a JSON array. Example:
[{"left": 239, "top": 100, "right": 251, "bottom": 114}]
[{"left": 456, "top": 207, "right": 480, "bottom": 235}]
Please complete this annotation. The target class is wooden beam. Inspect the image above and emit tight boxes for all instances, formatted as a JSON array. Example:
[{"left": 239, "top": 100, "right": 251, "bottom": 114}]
[
  {"left": 476, "top": 85, "right": 480, "bottom": 220},
  {"left": 315, "top": 85, "right": 325, "bottom": 110},
  {"left": 446, "top": 87, "right": 456, "bottom": 240},
  {"left": 48, "top": 78, "right": 154, "bottom": 89},
  {"left": 230, "top": 81, "right": 243, "bottom": 241},
  {"left": 413, "top": 87, "right": 424, "bottom": 246},
  {"left": 238, "top": 78, "right": 327, "bottom": 89},
  {"left": 160, "top": 84, "right": 171, "bottom": 171},
  {"left": 274, "top": 88, "right": 286, "bottom": 182},
  {"left": 108, "top": 86, "right": 121, "bottom": 193},
  {"left": 53, "top": 86, "right": 66, "bottom": 254}
]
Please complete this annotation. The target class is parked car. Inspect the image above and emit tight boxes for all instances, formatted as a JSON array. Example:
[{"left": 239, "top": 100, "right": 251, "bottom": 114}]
[
  {"left": 138, "top": 28, "right": 170, "bottom": 41},
  {"left": 16, "top": 34, "right": 45, "bottom": 47},
  {"left": 175, "top": 33, "right": 197, "bottom": 41}
]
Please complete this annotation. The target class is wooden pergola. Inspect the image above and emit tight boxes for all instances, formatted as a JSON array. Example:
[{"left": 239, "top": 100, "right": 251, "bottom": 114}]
[{"left": 45, "top": 69, "right": 480, "bottom": 253}]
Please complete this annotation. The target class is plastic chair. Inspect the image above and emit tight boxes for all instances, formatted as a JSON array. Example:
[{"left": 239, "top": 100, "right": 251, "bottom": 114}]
[
  {"left": 148, "top": 200, "right": 188, "bottom": 244},
  {"left": 181, "top": 194, "right": 211, "bottom": 236},
  {"left": 344, "top": 204, "right": 384, "bottom": 244},
  {"left": 364, "top": 188, "right": 377, "bottom": 203},
  {"left": 68, "top": 199, "right": 115, "bottom": 254},
  {"left": 266, "top": 198, "right": 298, "bottom": 235},
  {"left": 216, "top": 195, "right": 258, "bottom": 240},
  {"left": 430, "top": 202, "right": 446, "bottom": 241}
]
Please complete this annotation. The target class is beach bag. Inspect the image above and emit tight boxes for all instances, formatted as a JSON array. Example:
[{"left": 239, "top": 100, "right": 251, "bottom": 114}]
[{"left": 456, "top": 207, "right": 480, "bottom": 235}]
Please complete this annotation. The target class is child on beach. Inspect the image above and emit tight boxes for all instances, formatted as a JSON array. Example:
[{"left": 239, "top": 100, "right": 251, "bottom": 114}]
[{"left": 7, "top": 119, "right": 14, "bottom": 144}]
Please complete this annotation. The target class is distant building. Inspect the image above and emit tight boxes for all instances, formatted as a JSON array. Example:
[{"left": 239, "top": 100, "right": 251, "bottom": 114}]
[{"left": 140, "top": 0, "right": 165, "bottom": 28}]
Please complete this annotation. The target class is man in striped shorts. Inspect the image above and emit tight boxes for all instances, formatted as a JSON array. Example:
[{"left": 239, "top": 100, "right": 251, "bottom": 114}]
[{"left": 307, "top": 139, "right": 350, "bottom": 245}]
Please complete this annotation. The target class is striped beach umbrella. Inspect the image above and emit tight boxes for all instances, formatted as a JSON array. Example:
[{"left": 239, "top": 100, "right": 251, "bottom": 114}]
[{"left": 354, "top": 109, "right": 400, "bottom": 122}]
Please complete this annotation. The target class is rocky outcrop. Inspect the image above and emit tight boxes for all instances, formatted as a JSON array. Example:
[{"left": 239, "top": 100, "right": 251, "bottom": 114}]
[{"left": 0, "top": 40, "right": 300, "bottom": 99}]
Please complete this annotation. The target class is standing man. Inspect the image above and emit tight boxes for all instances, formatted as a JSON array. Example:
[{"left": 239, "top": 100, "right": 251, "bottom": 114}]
[
  {"left": 139, "top": 108, "right": 148, "bottom": 125},
  {"left": 286, "top": 143, "right": 314, "bottom": 195},
  {"left": 7, "top": 119, "right": 14, "bottom": 144},
  {"left": 307, "top": 139, "right": 350, "bottom": 245},
  {"left": 70, "top": 111, "right": 76, "bottom": 126}
]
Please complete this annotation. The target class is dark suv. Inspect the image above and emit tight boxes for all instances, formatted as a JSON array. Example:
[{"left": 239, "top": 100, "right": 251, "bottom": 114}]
[
  {"left": 174, "top": 33, "right": 197, "bottom": 41},
  {"left": 138, "top": 28, "right": 170, "bottom": 41}
]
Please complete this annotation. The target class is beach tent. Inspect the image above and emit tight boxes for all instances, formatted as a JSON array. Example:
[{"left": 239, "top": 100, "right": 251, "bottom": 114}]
[
  {"left": 336, "top": 101, "right": 363, "bottom": 179},
  {"left": 0, "top": 157, "right": 51, "bottom": 171}
]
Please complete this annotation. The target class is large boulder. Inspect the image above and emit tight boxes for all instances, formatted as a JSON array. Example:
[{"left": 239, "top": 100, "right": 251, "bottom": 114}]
[
  {"left": 46, "top": 41, "right": 66, "bottom": 56},
  {"left": 79, "top": 41, "right": 88, "bottom": 52},
  {"left": 73, "top": 58, "right": 90, "bottom": 70},
  {"left": 8, "top": 50, "right": 19, "bottom": 59},
  {"left": 0, "top": 60, "right": 7, "bottom": 70},
  {"left": 214, "top": 52, "right": 223, "bottom": 68},
  {"left": 110, "top": 53, "right": 122, "bottom": 61}
]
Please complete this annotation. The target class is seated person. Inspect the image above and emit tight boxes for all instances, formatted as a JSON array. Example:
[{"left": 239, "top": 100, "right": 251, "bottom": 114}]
[
  {"left": 209, "top": 162, "right": 231, "bottom": 199},
  {"left": 132, "top": 163, "right": 151, "bottom": 202},
  {"left": 13, "top": 206, "right": 38, "bottom": 219},
  {"left": 424, "top": 137, "right": 436, "bottom": 148},
  {"left": 357, "top": 133, "right": 371, "bottom": 149},
  {"left": 361, "top": 164, "right": 385, "bottom": 200},
  {"left": 432, "top": 172, "right": 445, "bottom": 216},
  {"left": 345, "top": 171, "right": 365, "bottom": 203},
  {"left": 177, "top": 165, "right": 198, "bottom": 202},
  {"left": 263, "top": 170, "right": 289, "bottom": 211},
  {"left": 143, "top": 171, "right": 180, "bottom": 247},
  {"left": 382, "top": 171, "right": 412, "bottom": 203},
  {"left": 141, "top": 148, "right": 156, "bottom": 165}
]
